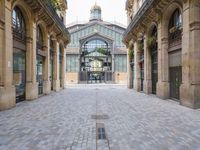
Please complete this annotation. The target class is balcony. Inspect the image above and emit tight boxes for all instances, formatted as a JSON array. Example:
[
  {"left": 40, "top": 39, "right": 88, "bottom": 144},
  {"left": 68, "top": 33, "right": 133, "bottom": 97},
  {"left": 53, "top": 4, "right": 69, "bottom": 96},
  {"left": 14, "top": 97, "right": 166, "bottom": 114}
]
[
  {"left": 24, "top": 0, "right": 70, "bottom": 43},
  {"left": 123, "top": 0, "right": 155, "bottom": 39},
  {"left": 42, "top": 0, "right": 69, "bottom": 35}
]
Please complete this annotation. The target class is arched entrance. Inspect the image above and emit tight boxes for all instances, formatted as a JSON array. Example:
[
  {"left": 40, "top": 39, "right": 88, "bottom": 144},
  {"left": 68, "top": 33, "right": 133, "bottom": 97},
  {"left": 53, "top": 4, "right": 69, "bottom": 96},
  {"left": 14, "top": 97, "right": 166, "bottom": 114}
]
[
  {"left": 80, "top": 39, "right": 112, "bottom": 83},
  {"left": 168, "top": 8, "right": 182, "bottom": 100},
  {"left": 149, "top": 26, "right": 158, "bottom": 94},
  {"left": 36, "top": 25, "right": 45, "bottom": 95},
  {"left": 12, "top": 6, "right": 26, "bottom": 103}
]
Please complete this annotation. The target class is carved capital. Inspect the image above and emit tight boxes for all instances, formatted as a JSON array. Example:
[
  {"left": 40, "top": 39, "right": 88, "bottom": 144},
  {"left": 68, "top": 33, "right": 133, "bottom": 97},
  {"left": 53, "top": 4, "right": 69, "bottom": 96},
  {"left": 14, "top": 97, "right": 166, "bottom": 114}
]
[{"left": 190, "top": 21, "right": 200, "bottom": 31}]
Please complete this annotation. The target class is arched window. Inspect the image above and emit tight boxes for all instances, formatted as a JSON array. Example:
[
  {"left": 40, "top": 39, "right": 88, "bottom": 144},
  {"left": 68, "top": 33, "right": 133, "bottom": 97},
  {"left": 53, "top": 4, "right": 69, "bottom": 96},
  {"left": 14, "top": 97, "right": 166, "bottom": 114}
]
[
  {"left": 169, "top": 9, "right": 182, "bottom": 29},
  {"left": 82, "top": 39, "right": 109, "bottom": 55},
  {"left": 12, "top": 7, "right": 26, "bottom": 38},
  {"left": 37, "top": 26, "right": 43, "bottom": 50},
  {"left": 168, "top": 8, "right": 182, "bottom": 44}
]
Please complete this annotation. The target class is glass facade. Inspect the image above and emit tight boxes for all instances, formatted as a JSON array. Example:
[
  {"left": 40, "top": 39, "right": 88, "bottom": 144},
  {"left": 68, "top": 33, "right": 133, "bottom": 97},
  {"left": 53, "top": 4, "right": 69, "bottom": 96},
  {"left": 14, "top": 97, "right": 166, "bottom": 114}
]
[
  {"left": 114, "top": 55, "right": 127, "bottom": 72},
  {"left": 81, "top": 39, "right": 111, "bottom": 72},
  {"left": 82, "top": 39, "right": 109, "bottom": 53},
  {"left": 66, "top": 55, "right": 79, "bottom": 72},
  {"left": 68, "top": 24, "right": 124, "bottom": 48}
]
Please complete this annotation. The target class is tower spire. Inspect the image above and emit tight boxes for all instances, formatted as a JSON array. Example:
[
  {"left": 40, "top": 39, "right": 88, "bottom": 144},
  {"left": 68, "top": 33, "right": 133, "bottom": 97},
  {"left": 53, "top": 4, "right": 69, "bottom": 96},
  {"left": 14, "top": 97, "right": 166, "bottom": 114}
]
[{"left": 90, "top": 1, "right": 102, "bottom": 21}]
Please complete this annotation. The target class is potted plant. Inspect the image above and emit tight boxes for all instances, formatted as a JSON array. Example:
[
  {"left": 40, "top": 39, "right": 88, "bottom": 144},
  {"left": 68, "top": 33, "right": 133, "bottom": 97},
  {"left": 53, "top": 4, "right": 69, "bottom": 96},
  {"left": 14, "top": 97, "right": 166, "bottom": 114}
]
[
  {"left": 49, "top": 0, "right": 62, "bottom": 11},
  {"left": 147, "top": 36, "right": 157, "bottom": 48}
]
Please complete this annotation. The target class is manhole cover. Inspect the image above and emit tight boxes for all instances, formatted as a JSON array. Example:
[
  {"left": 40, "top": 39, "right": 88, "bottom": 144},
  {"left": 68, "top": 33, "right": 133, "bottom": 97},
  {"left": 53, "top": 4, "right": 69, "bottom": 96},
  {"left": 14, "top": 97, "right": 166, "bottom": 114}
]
[{"left": 91, "top": 114, "right": 109, "bottom": 120}]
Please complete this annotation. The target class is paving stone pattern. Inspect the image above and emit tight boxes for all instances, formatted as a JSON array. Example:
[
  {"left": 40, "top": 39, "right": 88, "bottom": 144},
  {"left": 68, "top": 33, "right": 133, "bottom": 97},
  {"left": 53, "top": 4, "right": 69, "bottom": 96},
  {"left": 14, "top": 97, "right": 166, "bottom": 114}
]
[{"left": 0, "top": 85, "right": 200, "bottom": 150}]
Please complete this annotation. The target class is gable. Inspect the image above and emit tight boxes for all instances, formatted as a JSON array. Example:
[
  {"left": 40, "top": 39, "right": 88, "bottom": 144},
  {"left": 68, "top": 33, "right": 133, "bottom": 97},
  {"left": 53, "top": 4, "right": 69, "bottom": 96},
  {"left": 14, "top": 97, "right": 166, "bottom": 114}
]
[{"left": 69, "top": 22, "right": 125, "bottom": 48}]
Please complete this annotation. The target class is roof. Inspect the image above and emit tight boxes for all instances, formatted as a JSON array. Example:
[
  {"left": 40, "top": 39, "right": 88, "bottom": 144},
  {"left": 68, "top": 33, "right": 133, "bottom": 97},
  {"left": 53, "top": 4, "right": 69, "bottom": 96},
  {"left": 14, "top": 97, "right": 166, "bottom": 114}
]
[{"left": 67, "top": 21, "right": 125, "bottom": 35}]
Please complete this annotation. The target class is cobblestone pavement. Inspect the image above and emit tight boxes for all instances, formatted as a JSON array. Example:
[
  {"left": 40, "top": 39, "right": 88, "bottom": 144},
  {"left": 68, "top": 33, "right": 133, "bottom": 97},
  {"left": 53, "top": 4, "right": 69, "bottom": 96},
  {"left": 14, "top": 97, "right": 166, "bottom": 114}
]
[{"left": 1, "top": 84, "right": 200, "bottom": 150}]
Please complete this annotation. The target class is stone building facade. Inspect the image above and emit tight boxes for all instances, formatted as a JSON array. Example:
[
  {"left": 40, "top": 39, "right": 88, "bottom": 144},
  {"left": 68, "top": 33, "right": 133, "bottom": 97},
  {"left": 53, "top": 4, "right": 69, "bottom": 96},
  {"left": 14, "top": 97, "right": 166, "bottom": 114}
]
[
  {"left": 123, "top": 0, "right": 200, "bottom": 108},
  {"left": 0, "top": 0, "right": 70, "bottom": 110},
  {"left": 66, "top": 3, "right": 127, "bottom": 84}
]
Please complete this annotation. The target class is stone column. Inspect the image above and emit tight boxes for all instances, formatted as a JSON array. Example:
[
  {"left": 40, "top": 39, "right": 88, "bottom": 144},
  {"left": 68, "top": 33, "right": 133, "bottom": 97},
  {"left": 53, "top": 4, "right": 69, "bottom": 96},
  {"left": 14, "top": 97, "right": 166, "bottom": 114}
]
[
  {"left": 26, "top": 23, "right": 38, "bottom": 100},
  {"left": 0, "top": 3, "right": 15, "bottom": 110},
  {"left": 143, "top": 35, "right": 152, "bottom": 94},
  {"left": 43, "top": 36, "right": 51, "bottom": 94},
  {"left": 127, "top": 46, "right": 133, "bottom": 89},
  {"left": 134, "top": 41, "right": 141, "bottom": 91},
  {"left": 53, "top": 42, "right": 60, "bottom": 91},
  {"left": 180, "top": 2, "right": 200, "bottom": 108},
  {"left": 156, "top": 21, "right": 169, "bottom": 99}
]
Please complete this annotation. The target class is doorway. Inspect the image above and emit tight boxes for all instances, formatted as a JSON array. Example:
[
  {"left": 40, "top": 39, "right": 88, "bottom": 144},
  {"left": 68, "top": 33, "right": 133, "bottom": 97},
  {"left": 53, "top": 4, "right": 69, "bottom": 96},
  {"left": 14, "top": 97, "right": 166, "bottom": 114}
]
[
  {"left": 13, "top": 51, "right": 26, "bottom": 103},
  {"left": 169, "top": 67, "right": 182, "bottom": 100}
]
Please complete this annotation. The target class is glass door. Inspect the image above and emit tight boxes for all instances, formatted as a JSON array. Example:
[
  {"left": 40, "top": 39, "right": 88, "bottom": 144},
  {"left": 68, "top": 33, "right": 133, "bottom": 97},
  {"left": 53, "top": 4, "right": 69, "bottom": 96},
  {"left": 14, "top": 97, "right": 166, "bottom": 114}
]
[
  {"left": 13, "top": 51, "right": 26, "bottom": 103},
  {"left": 37, "top": 55, "right": 44, "bottom": 95}
]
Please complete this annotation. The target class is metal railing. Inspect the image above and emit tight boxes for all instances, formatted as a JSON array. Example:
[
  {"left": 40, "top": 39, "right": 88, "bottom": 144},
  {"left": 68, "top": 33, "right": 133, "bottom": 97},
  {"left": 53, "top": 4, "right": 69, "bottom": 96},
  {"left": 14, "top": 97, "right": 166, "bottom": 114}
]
[{"left": 123, "top": 0, "right": 155, "bottom": 38}]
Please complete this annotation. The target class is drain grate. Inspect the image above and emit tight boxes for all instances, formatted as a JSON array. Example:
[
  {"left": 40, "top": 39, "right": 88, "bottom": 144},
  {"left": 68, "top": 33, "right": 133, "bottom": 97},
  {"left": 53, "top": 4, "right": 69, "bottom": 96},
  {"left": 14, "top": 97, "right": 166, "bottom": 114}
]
[
  {"left": 91, "top": 114, "right": 109, "bottom": 120},
  {"left": 97, "top": 123, "right": 107, "bottom": 140},
  {"left": 98, "top": 127, "right": 106, "bottom": 139}
]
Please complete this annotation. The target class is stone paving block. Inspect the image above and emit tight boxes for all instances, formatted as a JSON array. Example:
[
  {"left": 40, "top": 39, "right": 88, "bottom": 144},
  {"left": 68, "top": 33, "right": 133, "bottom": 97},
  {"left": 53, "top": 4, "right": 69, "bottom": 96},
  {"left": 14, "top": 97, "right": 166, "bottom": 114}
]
[{"left": 0, "top": 85, "right": 200, "bottom": 150}]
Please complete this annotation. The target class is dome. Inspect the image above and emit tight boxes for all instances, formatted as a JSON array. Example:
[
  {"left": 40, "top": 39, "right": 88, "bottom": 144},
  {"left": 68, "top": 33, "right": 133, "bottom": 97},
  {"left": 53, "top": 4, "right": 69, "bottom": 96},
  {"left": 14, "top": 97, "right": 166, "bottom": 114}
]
[
  {"left": 90, "top": 2, "right": 102, "bottom": 21},
  {"left": 91, "top": 2, "right": 101, "bottom": 11}
]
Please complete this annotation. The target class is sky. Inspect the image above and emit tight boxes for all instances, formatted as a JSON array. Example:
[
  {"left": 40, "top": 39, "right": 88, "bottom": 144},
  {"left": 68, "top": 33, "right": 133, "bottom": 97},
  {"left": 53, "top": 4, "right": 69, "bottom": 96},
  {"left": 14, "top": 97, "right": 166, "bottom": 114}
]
[{"left": 66, "top": 0, "right": 127, "bottom": 27}]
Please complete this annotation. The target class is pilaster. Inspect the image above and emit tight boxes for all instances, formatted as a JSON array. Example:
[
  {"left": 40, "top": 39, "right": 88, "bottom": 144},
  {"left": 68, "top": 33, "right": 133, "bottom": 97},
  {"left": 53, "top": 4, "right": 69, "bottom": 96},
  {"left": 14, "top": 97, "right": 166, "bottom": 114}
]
[
  {"left": 0, "top": 2, "right": 16, "bottom": 110},
  {"left": 127, "top": 47, "right": 133, "bottom": 89},
  {"left": 134, "top": 42, "right": 141, "bottom": 91},
  {"left": 43, "top": 35, "right": 51, "bottom": 94},
  {"left": 180, "top": 2, "right": 200, "bottom": 108},
  {"left": 53, "top": 42, "right": 60, "bottom": 91},
  {"left": 26, "top": 23, "right": 38, "bottom": 100},
  {"left": 157, "top": 22, "right": 169, "bottom": 99},
  {"left": 143, "top": 35, "right": 152, "bottom": 94}
]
